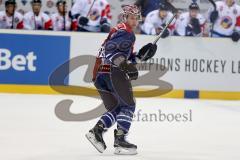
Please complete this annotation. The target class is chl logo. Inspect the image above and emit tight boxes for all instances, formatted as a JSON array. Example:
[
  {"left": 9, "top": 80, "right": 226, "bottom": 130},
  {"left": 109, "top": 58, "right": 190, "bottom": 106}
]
[{"left": 0, "top": 48, "right": 37, "bottom": 71}]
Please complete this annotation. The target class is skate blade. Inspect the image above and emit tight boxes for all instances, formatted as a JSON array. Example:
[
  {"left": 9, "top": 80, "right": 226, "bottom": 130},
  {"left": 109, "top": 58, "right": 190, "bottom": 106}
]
[
  {"left": 114, "top": 147, "right": 137, "bottom": 155},
  {"left": 85, "top": 132, "right": 105, "bottom": 153}
]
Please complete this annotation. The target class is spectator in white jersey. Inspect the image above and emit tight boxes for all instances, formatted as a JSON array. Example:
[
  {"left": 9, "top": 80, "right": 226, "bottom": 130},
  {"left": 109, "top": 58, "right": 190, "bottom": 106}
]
[
  {"left": 51, "top": 0, "right": 77, "bottom": 31},
  {"left": 174, "top": 2, "right": 206, "bottom": 37},
  {"left": 70, "top": 0, "right": 111, "bottom": 33},
  {"left": 134, "top": 0, "right": 175, "bottom": 21},
  {"left": 0, "top": 0, "right": 23, "bottom": 29},
  {"left": 23, "top": 0, "right": 53, "bottom": 30},
  {"left": 140, "top": 3, "right": 175, "bottom": 37},
  {"left": 208, "top": 0, "right": 240, "bottom": 42}
]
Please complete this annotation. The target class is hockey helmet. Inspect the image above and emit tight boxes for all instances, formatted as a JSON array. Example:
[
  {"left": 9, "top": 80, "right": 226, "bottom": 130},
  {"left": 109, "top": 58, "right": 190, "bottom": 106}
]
[
  {"left": 121, "top": 4, "right": 141, "bottom": 21},
  {"left": 56, "top": 0, "right": 66, "bottom": 6},
  {"left": 5, "top": 0, "right": 16, "bottom": 6},
  {"left": 189, "top": 2, "right": 200, "bottom": 10},
  {"left": 159, "top": 3, "right": 169, "bottom": 11},
  {"left": 31, "top": 0, "right": 42, "bottom": 4}
]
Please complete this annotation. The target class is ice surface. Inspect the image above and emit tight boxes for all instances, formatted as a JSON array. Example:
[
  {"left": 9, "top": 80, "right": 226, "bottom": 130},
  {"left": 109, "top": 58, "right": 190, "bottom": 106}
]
[{"left": 0, "top": 93, "right": 240, "bottom": 160}]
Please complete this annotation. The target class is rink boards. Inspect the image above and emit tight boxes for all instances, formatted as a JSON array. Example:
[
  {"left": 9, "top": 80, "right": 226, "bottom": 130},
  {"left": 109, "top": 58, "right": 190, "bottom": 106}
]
[{"left": 0, "top": 29, "right": 240, "bottom": 100}]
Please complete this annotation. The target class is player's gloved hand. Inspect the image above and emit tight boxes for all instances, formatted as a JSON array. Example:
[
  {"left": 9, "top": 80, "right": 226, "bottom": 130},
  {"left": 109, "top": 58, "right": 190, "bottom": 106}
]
[
  {"left": 185, "top": 25, "right": 193, "bottom": 36},
  {"left": 99, "top": 18, "right": 110, "bottom": 32},
  {"left": 119, "top": 60, "right": 138, "bottom": 80},
  {"left": 100, "top": 18, "right": 108, "bottom": 25},
  {"left": 68, "top": 12, "right": 73, "bottom": 19},
  {"left": 191, "top": 18, "right": 200, "bottom": 28},
  {"left": 210, "top": 10, "right": 218, "bottom": 23},
  {"left": 78, "top": 16, "right": 89, "bottom": 26},
  {"left": 100, "top": 24, "right": 111, "bottom": 33},
  {"left": 127, "top": 65, "right": 138, "bottom": 80},
  {"left": 159, "top": 24, "right": 170, "bottom": 38},
  {"left": 137, "top": 43, "right": 157, "bottom": 61},
  {"left": 231, "top": 32, "right": 240, "bottom": 42},
  {"left": 190, "top": 18, "right": 201, "bottom": 35}
]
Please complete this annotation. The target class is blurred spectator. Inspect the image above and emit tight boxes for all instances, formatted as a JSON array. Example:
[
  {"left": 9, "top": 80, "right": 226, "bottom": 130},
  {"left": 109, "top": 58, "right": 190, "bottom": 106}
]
[
  {"left": 174, "top": 3, "right": 206, "bottom": 37},
  {"left": 51, "top": 0, "right": 76, "bottom": 31},
  {"left": 134, "top": 0, "right": 174, "bottom": 20},
  {"left": 23, "top": 0, "right": 52, "bottom": 30},
  {"left": 134, "top": 0, "right": 161, "bottom": 20},
  {"left": 0, "top": 0, "right": 23, "bottom": 29},
  {"left": 140, "top": 3, "right": 175, "bottom": 37},
  {"left": 207, "top": 0, "right": 240, "bottom": 42},
  {"left": 70, "top": 0, "right": 111, "bottom": 33}
]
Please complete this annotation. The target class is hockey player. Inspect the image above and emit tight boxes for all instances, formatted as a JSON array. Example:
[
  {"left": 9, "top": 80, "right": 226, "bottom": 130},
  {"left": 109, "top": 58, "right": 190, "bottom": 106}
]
[
  {"left": 0, "top": 0, "right": 23, "bottom": 29},
  {"left": 51, "top": 0, "right": 76, "bottom": 31},
  {"left": 70, "top": 0, "right": 111, "bottom": 32},
  {"left": 23, "top": 0, "right": 52, "bottom": 30},
  {"left": 85, "top": 5, "right": 157, "bottom": 155},
  {"left": 208, "top": 0, "right": 240, "bottom": 42},
  {"left": 174, "top": 2, "right": 206, "bottom": 36},
  {"left": 140, "top": 3, "right": 175, "bottom": 36}
]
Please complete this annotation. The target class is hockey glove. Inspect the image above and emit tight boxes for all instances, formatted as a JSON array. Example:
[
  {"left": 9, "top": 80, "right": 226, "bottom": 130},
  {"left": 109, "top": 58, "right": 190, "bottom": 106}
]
[
  {"left": 119, "top": 60, "right": 138, "bottom": 80},
  {"left": 100, "top": 23, "right": 111, "bottom": 33},
  {"left": 100, "top": 18, "right": 108, "bottom": 25},
  {"left": 186, "top": 25, "right": 193, "bottom": 36},
  {"left": 210, "top": 10, "right": 218, "bottom": 23},
  {"left": 190, "top": 18, "right": 201, "bottom": 35},
  {"left": 231, "top": 32, "right": 240, "bottom": 42},
  {"left": 78, "top": 16, "right": 89, "bottom": 26},
  {"left": 137, "top": 43, "right": 157, "bottom": 61},
  {"left": 160, "top": 24, "right": 170, "bottom": 38}
]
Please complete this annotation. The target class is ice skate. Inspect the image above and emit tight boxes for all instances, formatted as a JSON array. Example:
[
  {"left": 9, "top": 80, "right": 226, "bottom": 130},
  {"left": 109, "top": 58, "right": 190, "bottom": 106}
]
[
  {"left": 114, "top": 129, "right": 137, "bottom": 155},
  {"left": 85, "top": 122, "right": 107, "bottom": 153}
]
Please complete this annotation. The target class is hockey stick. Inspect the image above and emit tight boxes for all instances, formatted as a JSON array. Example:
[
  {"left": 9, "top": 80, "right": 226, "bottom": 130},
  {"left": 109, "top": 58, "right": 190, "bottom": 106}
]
[
  {"left": 86, "top": 0, "right": 96, "bottom": 17},
  {"left": 62, "top": 1, "right": 66, "bottom": 31},
  {"left": 78, "top": 0, "right": 96, "bottom": 28},
  {"left": 153, "top": 13, "right": 176, "bottom": 44},
  {"left": 209, "top": 0, "right": 216, "bottom": 12},
  {"left": 34, "top": 14, "right": 37, "bottom": 30},
  {"left": 140, "top": 1, "right": 177, "bottom": 61},
  {"left": 11, "top": 4, "right": 16, "bottom": 29},
  {"left": 208, "top": 0, "right": 216, "bottom": 37},
  {"left": 140, "top": 13, "right": 176, "bottom": 61}
]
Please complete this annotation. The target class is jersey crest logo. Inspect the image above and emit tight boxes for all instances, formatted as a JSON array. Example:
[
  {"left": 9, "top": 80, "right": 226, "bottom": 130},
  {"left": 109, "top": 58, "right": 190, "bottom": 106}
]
[
  {"left": 89, "top": 9, "right": 100, "bottom": 21},
  {"left": 220, "top": 16, "right": 233, "bottom": 29}
]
